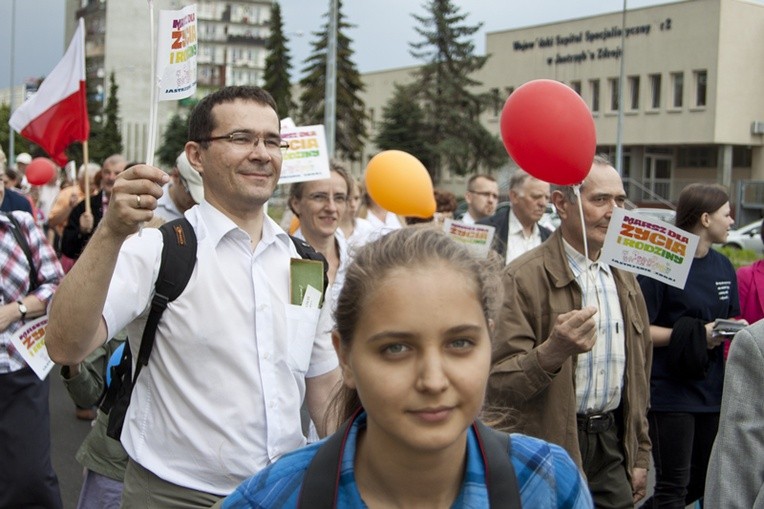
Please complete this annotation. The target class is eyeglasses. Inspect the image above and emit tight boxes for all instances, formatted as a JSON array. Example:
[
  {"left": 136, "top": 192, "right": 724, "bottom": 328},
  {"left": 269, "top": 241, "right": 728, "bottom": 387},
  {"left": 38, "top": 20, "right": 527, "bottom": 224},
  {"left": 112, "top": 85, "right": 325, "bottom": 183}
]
[
  {"left": 306, "top": 192, "right": 347, "bottom": 205},
  {"left": 195, "top": 131, "right": 290, "bottom": 154},
  {"left": 468, "top": 190, "right": 499, "bottom": 200}
]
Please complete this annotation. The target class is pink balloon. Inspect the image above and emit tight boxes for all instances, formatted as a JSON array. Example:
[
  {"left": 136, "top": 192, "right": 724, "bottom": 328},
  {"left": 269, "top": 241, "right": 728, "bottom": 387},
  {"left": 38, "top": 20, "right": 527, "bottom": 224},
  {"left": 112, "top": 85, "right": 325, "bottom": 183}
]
[
  {"left": 25, "top": 158, "right": 56, "bottom": 186},
  {"left": 500, "top": 79, "right": 596, "bottom": 186}
]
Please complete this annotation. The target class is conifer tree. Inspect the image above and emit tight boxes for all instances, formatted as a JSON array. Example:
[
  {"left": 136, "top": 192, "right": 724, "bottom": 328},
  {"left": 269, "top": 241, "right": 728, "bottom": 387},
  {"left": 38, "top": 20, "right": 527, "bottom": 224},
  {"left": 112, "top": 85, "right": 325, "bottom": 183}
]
[
  {"left": 157, "top": 113, "right": 188, "bottom": 168},
  {"left": 374, "top": 84, "right": 436, "bottom": 175},
  {"left": 410, "top": 0, "right": 505, "bottom": 181},
  {"left": 97, "top": 72, "right": 123, "bottom": 160},
  {"left": 263, "top": 2, "right": 295, "bottom": 118},
  {"left": 298, "top": 0, "right": 366, "bottom": 161}
]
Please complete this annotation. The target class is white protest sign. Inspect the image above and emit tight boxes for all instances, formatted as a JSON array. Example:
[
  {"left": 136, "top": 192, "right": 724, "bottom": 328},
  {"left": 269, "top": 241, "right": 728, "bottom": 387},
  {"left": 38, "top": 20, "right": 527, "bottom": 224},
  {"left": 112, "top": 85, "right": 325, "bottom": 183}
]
[
  {"left": 278, "top": 125, "right": 331, "bottom": 185},
  {"left": 601, "top": 208, "right": 699, "bottom": 289},
  {"left": 443, "top": 219, "right": 496, "bottom": 259},
  {"left": 10, "top": 316, "right": 54, "bottom": 380},
  {"left": 156, "top": 4, "right": 197, "bottom": 101}
]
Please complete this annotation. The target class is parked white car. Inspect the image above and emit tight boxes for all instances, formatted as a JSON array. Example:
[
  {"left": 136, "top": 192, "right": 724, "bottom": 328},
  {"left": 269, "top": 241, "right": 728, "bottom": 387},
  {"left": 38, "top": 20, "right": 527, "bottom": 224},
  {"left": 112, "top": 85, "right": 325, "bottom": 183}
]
[{"left": 723, "top": 219, "right": 764, "bottom": 254}]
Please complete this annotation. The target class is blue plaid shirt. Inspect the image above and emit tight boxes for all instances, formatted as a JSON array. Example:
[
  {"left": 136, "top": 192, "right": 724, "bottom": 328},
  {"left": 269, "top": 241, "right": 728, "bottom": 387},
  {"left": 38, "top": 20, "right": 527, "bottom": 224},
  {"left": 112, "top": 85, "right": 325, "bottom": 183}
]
[
  {"left": 0, "top": 211, "right": 63, "bottom": 373},
  {"left": 222, "top": 412, "right": 592, "bottom": 508}
]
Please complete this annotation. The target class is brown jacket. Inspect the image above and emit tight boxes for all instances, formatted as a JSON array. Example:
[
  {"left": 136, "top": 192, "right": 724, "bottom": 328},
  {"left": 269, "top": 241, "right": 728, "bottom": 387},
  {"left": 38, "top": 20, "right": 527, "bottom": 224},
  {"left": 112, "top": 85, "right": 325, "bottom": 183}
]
[{"left": 487, "top": 228, "right": 652, "bottom": 476}]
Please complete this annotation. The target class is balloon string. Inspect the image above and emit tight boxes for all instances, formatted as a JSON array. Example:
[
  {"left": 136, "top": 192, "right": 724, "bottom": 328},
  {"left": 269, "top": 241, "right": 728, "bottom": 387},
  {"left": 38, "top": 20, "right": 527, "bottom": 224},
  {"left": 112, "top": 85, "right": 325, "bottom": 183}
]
[{"left": 573, "top": 184, "right": 602, "bottom": 327}]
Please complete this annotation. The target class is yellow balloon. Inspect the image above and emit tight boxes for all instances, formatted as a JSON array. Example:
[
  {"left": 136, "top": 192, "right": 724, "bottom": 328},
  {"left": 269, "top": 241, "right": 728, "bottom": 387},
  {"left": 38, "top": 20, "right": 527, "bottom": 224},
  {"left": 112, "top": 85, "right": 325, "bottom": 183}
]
[{"left": 364, "top": 150, "right": 436, "bottom": 218}]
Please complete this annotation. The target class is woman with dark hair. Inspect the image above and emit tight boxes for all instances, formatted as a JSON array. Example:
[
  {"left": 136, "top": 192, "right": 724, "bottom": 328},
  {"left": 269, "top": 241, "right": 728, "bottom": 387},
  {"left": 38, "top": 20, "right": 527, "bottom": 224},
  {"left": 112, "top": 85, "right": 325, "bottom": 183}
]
[
  {"left": 637, "top": 183, "right": 744, "bottom": 508},
  {"left": 216, "top": 228, "right": 592, "bottom": 508}
]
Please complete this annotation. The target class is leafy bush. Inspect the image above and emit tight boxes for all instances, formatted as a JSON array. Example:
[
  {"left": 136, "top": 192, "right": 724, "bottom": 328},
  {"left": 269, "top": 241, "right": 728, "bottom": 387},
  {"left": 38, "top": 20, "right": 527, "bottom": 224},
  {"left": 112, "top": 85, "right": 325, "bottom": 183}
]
[{"left": 715, "top": 246, "right": 763, "bottom": 270}]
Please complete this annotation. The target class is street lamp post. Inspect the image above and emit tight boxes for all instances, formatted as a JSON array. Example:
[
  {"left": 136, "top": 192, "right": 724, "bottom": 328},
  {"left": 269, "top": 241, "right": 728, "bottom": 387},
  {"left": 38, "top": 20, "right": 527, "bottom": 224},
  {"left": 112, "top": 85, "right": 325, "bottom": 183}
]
[
  {"left": 324, "top": 0, "right": 337, "bottom": 158},
  {"left": 8, "top": 0, "right": 17, "bottom": 164},
  {"left": 615, "top": 0, "right": 627, "bottom": 176}
]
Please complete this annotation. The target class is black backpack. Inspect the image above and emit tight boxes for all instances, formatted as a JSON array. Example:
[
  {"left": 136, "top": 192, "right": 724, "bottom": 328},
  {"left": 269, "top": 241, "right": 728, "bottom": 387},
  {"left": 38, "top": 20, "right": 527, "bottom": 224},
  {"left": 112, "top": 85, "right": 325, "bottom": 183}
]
[{"left": 101, "top": 217, "right": 328, "bottom": 441}]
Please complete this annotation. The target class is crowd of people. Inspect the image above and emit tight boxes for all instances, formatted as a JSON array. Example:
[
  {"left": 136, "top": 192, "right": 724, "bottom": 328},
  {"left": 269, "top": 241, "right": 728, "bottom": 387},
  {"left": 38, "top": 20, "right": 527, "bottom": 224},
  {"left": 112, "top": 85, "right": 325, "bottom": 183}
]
[{"left": 0, "top": 84, "right": 762, "bottom": 508}]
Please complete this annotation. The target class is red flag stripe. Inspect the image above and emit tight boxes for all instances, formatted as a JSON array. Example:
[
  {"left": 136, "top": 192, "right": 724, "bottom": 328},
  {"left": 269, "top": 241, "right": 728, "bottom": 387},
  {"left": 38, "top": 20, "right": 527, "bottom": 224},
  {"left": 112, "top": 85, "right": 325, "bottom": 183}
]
[{"left": 19, "top": 82, "right": 88, "bottom": 167}]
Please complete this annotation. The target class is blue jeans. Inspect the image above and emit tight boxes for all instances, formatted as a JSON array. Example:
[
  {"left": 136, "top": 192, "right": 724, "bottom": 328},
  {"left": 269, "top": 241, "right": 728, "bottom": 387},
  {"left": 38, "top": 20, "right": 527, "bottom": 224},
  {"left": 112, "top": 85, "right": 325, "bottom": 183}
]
[{"left": 645, "top": 411, "right": 719, "bottom": 509}]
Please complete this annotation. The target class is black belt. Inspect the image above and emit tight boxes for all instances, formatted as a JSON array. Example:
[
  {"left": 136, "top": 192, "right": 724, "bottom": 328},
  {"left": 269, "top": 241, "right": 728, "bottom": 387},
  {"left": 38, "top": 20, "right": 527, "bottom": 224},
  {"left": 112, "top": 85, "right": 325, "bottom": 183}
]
[{"left": 576, "top": 412, "right": 615, "bottom": 434}]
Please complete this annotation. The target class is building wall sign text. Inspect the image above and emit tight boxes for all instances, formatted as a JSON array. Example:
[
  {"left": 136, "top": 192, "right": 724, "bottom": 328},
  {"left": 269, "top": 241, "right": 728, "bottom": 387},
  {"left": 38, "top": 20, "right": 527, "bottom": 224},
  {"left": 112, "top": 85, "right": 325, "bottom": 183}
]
[{"left": 511, "top": 19, "right": 672, "bottom": 66}]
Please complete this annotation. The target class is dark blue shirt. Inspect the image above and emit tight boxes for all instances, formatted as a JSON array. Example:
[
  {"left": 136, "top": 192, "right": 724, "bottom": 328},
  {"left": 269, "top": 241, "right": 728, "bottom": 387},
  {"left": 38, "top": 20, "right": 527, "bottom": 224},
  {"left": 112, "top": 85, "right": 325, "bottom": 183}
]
[
  {"left": 0, "top": 188, "right": 33, "bottom": 215},
  {"left": 638, "top": 249, "right": 739, "bottom": 412}
]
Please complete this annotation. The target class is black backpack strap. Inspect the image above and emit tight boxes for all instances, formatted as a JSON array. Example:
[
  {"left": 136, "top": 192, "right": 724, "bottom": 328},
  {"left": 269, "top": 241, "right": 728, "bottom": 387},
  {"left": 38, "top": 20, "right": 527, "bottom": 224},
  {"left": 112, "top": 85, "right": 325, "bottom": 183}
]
[
  {"left": 290, "top": 235, "right": 329, "bottom": 297},
  {"left": 473, "top": 421, "right": 522, "bottom": 508},
  {"left": 297, "top": 413, "right": 522, "bottom": 508},
  {"left": 4, "top": 212, "right": 40, "bottom": 291},
  {"left": 297, "top": 408, "right": 361, "bottom": 508},
  {"left": 132, "top": 217, "right": 197, "bottom": 384}
]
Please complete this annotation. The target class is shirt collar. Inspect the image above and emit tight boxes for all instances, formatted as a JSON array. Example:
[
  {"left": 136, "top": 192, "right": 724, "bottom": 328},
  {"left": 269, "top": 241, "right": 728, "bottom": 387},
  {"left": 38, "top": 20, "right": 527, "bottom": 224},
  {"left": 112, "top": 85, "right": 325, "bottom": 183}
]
[
  {"left": 196, "top": 201, "right": 291, "bottom": 251},
  {"left": 508, "top": 209, "right": 538, "bottom": 237},
  {"left": 562, "top": 237, "right": 612, "bottom": 279}
]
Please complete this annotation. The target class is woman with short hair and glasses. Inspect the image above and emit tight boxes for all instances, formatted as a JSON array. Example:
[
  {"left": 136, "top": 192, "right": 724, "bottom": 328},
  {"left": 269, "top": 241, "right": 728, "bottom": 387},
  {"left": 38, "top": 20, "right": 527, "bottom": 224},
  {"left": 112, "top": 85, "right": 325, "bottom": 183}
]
[{"left": 289, "top": 164, "right": 353, "bottom": 301}]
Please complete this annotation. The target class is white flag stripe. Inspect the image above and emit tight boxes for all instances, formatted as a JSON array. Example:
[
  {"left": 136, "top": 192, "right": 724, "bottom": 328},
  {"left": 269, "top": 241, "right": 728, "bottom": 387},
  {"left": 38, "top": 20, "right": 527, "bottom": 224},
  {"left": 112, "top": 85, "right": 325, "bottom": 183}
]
[{"left": 9, "top": 19, "right": 85, "bottom": 131}]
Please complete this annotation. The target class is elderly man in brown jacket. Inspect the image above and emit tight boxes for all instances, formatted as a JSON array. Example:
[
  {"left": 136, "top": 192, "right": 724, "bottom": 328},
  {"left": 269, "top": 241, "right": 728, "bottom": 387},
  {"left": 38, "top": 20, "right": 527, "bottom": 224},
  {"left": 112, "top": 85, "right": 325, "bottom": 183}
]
[{"left": 487, "top": 156, "right": 652, "bottom": 509}]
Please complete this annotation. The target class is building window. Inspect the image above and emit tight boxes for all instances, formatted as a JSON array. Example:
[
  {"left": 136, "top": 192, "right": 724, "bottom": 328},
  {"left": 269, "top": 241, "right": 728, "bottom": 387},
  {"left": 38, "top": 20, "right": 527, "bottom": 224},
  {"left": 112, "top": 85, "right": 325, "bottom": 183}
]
[
  {"left": 649, "top": 74, "right": 661, "bottom": 109},
  {"left": 671, "top": 72, "right": 683, "bottom": 108},
  {"left": 733, "top": 146, "right": 752, "bottom": 167},
  {"left": 628, "top": 76, "right": 640, "bottom": 110},
  {"left": 609, "top": 77, "right": 619, "bottom": 111},
  {"left": 590, "top": 79, "right": 600, "bottom": 112},
  {"left": 570, "top": 80, "right": 582, "bottom": 96},
  {"left": 677, "top": 146, "right": 716, "bottom": 167},
  {"left": 694, "top": 70, "right": 707, "bottom": 107}
]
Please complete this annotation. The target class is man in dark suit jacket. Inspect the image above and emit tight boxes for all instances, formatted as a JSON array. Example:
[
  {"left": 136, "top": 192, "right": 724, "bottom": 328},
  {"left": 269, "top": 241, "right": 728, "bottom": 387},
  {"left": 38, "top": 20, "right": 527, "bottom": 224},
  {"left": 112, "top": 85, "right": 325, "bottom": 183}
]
[
  {"left": 61, "top": 154, "right": 127, "bottom": 260},
  {"left": 478, "top": 168, "right": 552, "bottom": 264}
]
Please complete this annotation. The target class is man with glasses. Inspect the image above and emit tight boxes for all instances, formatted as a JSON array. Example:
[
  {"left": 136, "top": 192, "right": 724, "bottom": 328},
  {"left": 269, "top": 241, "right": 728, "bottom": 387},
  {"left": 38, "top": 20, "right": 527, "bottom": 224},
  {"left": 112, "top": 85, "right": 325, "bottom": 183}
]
[
  {"left": 479, "top": 168, "right": 552, "bottom": 264},
  {"left": 154, "top": 152, "right": 204, "bottom": 221},
  {"left": 46, "top": 86, "right": 340, "bottom": 507},
  {"left": 460, "top": 174, "right": 499, "bottom": 225}
]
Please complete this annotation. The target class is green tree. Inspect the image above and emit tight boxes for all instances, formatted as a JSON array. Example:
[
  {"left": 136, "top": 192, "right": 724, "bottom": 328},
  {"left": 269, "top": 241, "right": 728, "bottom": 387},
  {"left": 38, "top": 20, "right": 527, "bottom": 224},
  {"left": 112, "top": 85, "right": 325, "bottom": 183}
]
[
  {"left": 374, "top": 84, "right": 436, "bottom": 175},
  {"left": 298, "top": 0, "right": 367, "bottom": 161},
  {"left": 157, "top": 113, "right": 188, "bottom": 168},
  {"left": 96, "top": 71, "right": 123, "bottom": 161},
  {"left": 0, "top": 103, "right": 33, "bottom": 161},
  {"left": 410, "top": 0, "right": 505, "bottom": 181},
  {"left": 263, "top": 2, "right": 295, "bottom": 118}
]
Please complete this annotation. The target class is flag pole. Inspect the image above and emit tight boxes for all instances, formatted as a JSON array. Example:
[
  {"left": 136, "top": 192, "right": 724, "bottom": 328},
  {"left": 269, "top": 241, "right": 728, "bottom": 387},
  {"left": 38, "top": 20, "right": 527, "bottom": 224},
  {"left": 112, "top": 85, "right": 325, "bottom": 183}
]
[
  {"left": 145, "top": 0, "right": 158, "bottom": 166},
  {"left": 83, "top": 140, "right": 91, "bottom": 215}
]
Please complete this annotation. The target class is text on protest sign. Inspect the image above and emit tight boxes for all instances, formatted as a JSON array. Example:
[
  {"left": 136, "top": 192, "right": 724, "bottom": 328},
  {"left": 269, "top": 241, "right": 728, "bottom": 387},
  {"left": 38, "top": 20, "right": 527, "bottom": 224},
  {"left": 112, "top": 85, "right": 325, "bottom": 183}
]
[
  {"left": 601, "top": 208, "right": 699, "bottom": 289},
  {"left": 157, "top": 4, "right": 198, "bottom": 101}
]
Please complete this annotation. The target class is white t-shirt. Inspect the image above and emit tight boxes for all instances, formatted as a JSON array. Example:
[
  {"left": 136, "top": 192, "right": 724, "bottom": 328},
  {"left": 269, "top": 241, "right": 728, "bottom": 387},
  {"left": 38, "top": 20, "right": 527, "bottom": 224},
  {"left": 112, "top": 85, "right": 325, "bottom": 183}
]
[
  {"left": 345, "top": 217, "right": 375, "bottom": 251},
  {"left": 102, "top": 201, "right": 337, "bottom": 494},
  {"left": 153, "top": 183, "right": 183, "bottom": 222}
]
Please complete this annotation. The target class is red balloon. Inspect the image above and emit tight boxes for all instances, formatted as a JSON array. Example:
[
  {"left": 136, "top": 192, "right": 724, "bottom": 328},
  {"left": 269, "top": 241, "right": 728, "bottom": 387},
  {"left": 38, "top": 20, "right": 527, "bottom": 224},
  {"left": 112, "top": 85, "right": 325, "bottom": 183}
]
[
  {"left": 500, "top": 79, "right": 596, "bottom": 186},
  {"left": 25, "top": 158, "right": 57, "bottom": 186}
]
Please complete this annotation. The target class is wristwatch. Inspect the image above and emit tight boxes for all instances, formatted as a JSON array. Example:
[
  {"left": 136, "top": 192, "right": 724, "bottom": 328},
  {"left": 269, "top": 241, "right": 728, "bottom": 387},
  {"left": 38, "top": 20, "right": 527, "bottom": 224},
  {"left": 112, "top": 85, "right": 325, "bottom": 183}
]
[{"left": 17, "top": 300, "right": 27, "bottom": 323}]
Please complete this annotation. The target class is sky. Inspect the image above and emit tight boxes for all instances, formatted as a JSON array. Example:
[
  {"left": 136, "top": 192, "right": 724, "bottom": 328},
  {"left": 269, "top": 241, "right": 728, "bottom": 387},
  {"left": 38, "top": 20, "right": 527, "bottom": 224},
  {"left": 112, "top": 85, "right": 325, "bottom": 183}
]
[
  {"left": 1, "top": 0, "right": 687, "bottom": 90},
  {"left": 3, "top": 0, "right": 762, "bottom": 88}
]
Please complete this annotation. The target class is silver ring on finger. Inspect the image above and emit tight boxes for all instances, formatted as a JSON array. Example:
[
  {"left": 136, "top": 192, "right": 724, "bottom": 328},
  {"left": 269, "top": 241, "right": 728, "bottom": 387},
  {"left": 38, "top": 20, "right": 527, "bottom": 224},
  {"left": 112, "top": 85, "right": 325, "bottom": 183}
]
[{"left": 136, "top": 195, "right": 142, "bottom": 208}]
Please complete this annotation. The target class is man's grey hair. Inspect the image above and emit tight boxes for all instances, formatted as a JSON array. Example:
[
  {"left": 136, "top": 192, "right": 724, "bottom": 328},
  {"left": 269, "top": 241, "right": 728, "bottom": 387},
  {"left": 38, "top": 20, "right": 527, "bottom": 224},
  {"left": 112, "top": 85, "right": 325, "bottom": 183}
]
[
  {"left": 551, "top": 154, "right": 612, "bottom": 202},
  {"left": 508, "top": 168, "right": 533, "bottom": 192}
]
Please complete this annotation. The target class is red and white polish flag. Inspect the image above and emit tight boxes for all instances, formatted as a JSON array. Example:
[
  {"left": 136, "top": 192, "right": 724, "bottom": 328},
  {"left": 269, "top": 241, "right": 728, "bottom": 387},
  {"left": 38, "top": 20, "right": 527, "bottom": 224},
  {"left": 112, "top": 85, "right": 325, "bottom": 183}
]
[{"left": 9, "top": 18, "right": 89, "bottom": 166}]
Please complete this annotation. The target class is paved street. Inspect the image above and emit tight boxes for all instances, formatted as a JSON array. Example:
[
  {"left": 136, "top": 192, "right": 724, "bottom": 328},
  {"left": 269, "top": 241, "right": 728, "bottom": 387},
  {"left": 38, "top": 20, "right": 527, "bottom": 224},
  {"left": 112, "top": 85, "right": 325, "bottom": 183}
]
[{"left": 49, "top": 371, "right": 92, "bottom": 508}]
